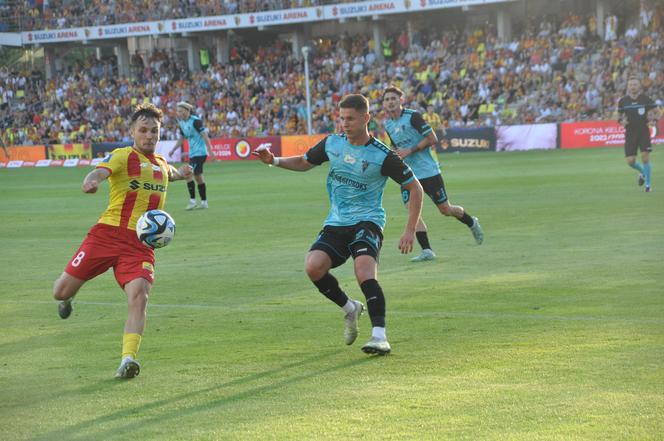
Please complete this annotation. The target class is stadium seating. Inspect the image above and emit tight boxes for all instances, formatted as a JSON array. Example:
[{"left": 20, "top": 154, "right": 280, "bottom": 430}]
[{"left": 1, "top": 9, "right": 662, "bottom": 146}]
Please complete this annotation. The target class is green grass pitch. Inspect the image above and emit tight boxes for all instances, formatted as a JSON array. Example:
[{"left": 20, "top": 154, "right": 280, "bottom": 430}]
[{"left": 0, "top": 147, "right": 662, "bottom": 440}]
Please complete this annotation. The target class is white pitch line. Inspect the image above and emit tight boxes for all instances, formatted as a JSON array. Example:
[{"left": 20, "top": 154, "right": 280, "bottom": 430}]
[{"left": 3, "top": 300, "right": 664, "bottom": 324}]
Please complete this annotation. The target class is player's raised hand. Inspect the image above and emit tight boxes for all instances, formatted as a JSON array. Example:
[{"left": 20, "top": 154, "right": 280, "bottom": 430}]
[
  {"left": 82, "top": 179, "right": 99, "bottom": 193},
  {"left": 252, "top": 144, "right": 274, "bottom": 165},
  {"left": 398, "top": 230, "right": 415, "bottom": 254}
]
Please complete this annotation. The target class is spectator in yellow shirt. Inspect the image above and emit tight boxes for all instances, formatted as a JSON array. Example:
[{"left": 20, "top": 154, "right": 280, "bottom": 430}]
[{"left": 423, "top": 105, "right": 443, "bottom": 133}]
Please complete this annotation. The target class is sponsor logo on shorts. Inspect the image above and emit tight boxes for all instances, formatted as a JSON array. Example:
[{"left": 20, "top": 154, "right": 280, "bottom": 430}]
[{"left": 142, "top": 262, "right": 154, "bottom": 272}]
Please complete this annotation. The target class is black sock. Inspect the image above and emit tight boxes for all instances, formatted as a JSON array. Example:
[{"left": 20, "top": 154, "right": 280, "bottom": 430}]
[
  {"left": 187, "top": 181, "right": 196, "bottom": 199},
  {"left": 416, "top": 231, "right": 432, "bottom": 250},
  {"left": 360, "top": 279, "right": 385, "bottom": 327},
  {"left": 312, "top": 273, "right": 349, "bottom": 308},
  {"left": 197, "top": 183, "right": 207, "bottom": 201},
  {"left": 459, "top": 211, "right": 474, "bottom": 227}
]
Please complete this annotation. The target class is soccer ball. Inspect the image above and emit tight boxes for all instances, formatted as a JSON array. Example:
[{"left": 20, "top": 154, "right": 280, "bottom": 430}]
[{"left": 136, "top": 209, "right": 176, "bottom": 249}]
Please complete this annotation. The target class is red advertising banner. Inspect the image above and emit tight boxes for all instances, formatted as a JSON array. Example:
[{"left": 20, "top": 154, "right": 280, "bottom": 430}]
[
  {"left": 281, "top": 135, "right": 326, "bottom": 156},
  {"left": 0, "top": 145, "right": 47, "bottom": 162},
  {"left": 207, "top": 136, "right": 282, "bottom": 161},
  {"left": 561, "top": 119, "right": 664, "bottom": 149}
]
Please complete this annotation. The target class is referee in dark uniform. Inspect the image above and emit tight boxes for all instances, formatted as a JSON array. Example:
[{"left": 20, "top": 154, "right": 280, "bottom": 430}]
[{"left": 617, "top": 77, "right": 659, "bottom": 192}]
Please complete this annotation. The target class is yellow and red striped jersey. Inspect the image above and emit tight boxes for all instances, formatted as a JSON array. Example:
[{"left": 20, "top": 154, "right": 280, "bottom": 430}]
[{"left": 96, "top": 147, "right": 171, "bottom": 230}]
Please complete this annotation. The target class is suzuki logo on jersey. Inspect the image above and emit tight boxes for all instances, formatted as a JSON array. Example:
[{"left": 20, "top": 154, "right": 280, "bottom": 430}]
[
  {"left": 344, "top": 154, "right": 356, "bottom": 165},
  {"left": 128, "top": 180, "right": 166, "bottom": 192}
]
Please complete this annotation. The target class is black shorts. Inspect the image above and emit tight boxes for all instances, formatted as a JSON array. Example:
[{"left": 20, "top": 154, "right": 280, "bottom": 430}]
[
  {"left": 309, "top": 222, "right": 384, "bottom": 268},
  {"left": 624, "top": 126, "right": 652, "bottom": 157},
  {"left": 189, "top": 155, "right": 207, "bottom": 175},
  {"left": 402, "top": 174, "right": 448, "bottom": 205}
]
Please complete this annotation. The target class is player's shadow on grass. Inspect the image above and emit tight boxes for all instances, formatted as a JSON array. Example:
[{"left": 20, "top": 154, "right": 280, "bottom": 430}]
[{"left": 34, "top": 349, "right": 381, "bottom": 441}]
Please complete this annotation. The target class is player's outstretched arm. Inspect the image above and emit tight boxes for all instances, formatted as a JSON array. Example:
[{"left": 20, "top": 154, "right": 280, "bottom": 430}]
[
  {"left": 168, "top": 164, "right": 193, "bottom": 181},
  {"left": 82, "top": 168, "right": 111, "bottom": 194},
  {"left": 252, "top": 147, "right": 315, "bottom": 171},
  {"left": 399, "top": 178, "right": 423, "bottom": 254}
]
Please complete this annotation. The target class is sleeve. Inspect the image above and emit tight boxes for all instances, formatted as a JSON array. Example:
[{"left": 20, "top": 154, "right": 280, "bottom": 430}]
[
  {"left": 193, "top": 118, "right": 207, "bottom": 133},
  {"left": 304, "top": 136, "right": 329, "bottom": 165},
  {"left": 410, "top": 112, "right": 433, "bottom": 136},
  {"left": 178, "top": 127, "right": 185, "bottom": 137},
  {"left": 381, "top": 149, "right": 415, "bottom": 185},
  {"left": 617, "top": 97, "right": 626, "bottom": 115},
  {"left": 95, "top": 148, "right": 124, "bottom": 175}
]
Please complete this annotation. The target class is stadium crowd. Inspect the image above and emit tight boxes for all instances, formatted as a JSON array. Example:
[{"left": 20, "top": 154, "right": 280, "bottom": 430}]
[
  {"left": 1, "top": 9, "right": 663, "bottom": 147},
  {"left": 4, "top": 0, "right": 365, "bottom": 32}
]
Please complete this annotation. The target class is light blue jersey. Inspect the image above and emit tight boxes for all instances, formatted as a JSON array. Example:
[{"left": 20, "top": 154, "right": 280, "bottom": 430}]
[
  {"left": 305, "top": 134, "right": 414, "bottom": 229},
  {"left": 178, "top": 115, "right": 208, "bottom": 158},
  {"left": 384, "top": 109, "right": 440, "bottom": 179}
]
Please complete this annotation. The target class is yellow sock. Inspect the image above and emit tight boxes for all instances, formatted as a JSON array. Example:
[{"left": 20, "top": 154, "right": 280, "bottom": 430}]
[{"left": 122, "top": 333, "right": 142, "bottom": 359}]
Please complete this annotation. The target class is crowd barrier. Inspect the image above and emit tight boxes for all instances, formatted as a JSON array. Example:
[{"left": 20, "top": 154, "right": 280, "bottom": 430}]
[{"left": 2, "top": 119, "right": 663, "bottom": 169}]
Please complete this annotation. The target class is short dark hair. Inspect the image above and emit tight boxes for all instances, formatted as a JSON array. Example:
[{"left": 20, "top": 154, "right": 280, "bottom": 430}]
[
  {"left": 131, "top": 103, "right": 163, "bottom": 125},
  {"left": 339, "top": 94, "right": 369, "bottom": 113},
  {"left": 382, "top": 86, "right": 404, "bottom": 99}
]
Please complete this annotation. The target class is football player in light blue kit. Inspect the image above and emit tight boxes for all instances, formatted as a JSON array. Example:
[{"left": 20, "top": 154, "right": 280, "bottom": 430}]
[
  {"left": 253, "top": 94, "right": 423, "bottom": 355},
  {"left": 382, "top": 86, "right": 483, "bottom": 262},
  {"left": 169, "top": 101, "right": 214, "bottom": 209}
]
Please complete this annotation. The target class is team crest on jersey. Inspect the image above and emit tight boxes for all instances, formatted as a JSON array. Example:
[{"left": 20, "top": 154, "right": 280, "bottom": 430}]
[
  {"left": 638, "top": 107, "right": 645, "bottom": 115},
  {"left": 344, "top": 154, "right": 356, "bottom": 165},
  {"left": 361, "top": 160, "right": 369, "bottom": 172}
]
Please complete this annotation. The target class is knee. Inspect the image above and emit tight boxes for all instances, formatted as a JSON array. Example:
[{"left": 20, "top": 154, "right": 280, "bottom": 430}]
[
  {"left": 53, "top": 280, "right": 66, "bottom": 301},
  {"left": 53, "top": 276, "right": 73, "bottom": 300},
  {"left": 126, "top": 289, "right": 149, "bottom": 308},
  {"left": 132, "top": 291, "right": 149, "bottom": 304},
  {"left": 305, "top": 259, "right": 327, "bottom": 281},
  {"left": 439, "top": 205, "right": 454, "bottom": 216}
]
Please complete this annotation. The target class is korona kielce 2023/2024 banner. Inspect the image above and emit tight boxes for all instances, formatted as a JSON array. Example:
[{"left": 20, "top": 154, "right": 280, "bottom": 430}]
[{"left": 560, "top": 119, "right": 664, "bottom": 149}]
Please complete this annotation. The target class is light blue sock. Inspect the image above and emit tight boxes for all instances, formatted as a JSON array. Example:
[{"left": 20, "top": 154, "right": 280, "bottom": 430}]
[
  {"left": 629, "top": 161, "right": 645, "bottom": 175},
  {"left": 643, "top": 162, "right": 651, "bottom": 187}
]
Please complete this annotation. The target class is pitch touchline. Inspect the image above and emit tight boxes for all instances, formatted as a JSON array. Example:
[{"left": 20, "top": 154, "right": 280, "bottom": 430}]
[{"left": 5, "top": 300, "right": 664, "bottom": 324}]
